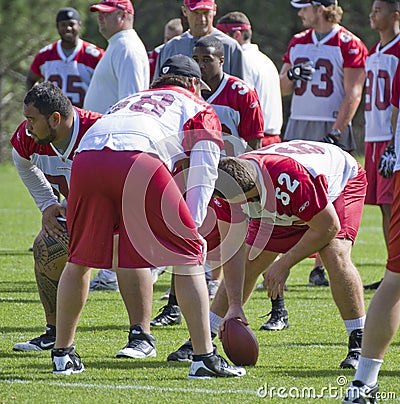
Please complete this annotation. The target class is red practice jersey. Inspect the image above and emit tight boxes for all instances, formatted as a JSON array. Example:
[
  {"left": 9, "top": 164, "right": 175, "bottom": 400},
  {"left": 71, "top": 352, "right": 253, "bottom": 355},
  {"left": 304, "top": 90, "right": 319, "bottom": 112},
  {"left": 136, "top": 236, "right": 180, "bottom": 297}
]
[
  {"left": 365, "top": 36, "right": 400, "bottom": 142},
  {"left": 228, "top": 140, "right": 360, "bottom": 226},
  {"left": 205, "top": 74, "right": 264, "bottom": 156},
  {"left": 10, "top": 108, "right": 102, "bottom": 198},
  {"left": 30, "top": 39, "right": 104, "bottom": 108},
  {"left": 283, "top": 26, "right": 368, "bottom": 122}
]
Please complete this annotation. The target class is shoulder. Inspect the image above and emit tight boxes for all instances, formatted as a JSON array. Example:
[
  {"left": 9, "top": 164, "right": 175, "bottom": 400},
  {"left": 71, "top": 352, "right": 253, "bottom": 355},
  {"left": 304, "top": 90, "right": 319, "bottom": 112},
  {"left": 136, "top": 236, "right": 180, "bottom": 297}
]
[
  {"left": 81, "top": 40, "right": 104, "bottom": 59},
  {"left": 290, "top": 29, "right": 313, "bottom": 45},
  {"left": 336, "top": 26, "right": 368, "bottom": 51},
  {"left": 10, "top": 121, "right": 36, "bottom": 159},
  {"left": 224, "top": 75, "right": 255, "bottom": 96}
]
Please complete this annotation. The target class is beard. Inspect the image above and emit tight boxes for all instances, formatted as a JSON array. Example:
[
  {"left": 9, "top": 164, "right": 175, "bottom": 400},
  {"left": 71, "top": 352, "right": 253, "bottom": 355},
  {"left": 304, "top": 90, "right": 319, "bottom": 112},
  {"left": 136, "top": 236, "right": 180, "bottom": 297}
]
[{"left": 34, "top": 127, "right": 57, "bottom": 145}]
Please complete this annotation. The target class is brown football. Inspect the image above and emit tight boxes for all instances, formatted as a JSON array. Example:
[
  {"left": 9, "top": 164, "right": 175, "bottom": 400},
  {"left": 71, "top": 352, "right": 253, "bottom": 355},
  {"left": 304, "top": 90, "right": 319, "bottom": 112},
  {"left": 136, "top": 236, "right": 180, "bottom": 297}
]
[{"left": 220, "top": 318, "right": 259, "bottom": 366}]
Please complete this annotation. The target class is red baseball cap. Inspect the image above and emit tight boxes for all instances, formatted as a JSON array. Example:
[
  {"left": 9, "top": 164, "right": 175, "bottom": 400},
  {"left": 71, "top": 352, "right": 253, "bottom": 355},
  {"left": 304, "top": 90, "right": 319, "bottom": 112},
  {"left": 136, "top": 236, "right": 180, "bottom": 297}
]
[
  {"left": 90, "top": 0, "right": 134, "bottom": 14},
  {"left": 184, "top": 0, "right": 215, "bottom": 12}
]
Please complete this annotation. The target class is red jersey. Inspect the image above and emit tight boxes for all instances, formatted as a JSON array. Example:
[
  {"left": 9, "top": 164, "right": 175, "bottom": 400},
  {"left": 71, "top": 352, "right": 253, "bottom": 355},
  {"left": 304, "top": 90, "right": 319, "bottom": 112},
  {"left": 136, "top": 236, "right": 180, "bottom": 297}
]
[
  {"left": 365, "top": 36, "right": 400, "bottom": 142},
  {"left": 30, "top": 39, "right": 104, "bottom": 108},
  {"left": 10, "top": 108, "right": 102, "bottom": 198},
  {"left": 205, "top": 74, "right": 264, "bottom": 156},
  {"left": 283, "top": 25, "right": 368, "bottom": 122},
  {"left": 225, "top": 141, "right": 359, "bottom": 226}
]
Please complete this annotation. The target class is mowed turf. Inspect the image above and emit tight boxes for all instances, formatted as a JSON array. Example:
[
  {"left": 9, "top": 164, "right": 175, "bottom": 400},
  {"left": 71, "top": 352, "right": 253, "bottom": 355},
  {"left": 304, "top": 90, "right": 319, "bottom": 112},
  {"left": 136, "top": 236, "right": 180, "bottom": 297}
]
[{"left": 0, "top": 162, "right": 399, "bottom": 403}]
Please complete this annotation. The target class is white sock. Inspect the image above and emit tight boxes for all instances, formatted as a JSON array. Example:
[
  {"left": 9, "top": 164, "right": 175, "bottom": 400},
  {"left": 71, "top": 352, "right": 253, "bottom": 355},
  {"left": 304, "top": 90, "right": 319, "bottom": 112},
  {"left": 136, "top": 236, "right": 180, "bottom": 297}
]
[
  {"left": 209, "top": 311, "right": 222, "bottom": 336},
  {"left": 354, "top": 356, "right": 383, "bottom": 386},
  {"left": 344, "top": 316, "right": 366, "bottom": 335}
]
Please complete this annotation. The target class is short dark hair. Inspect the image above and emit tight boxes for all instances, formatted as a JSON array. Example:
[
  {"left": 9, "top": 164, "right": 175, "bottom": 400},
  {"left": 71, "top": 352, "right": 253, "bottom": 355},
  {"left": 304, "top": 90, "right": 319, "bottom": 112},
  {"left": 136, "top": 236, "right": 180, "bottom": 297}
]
[
  {"left": 378, "top": 0, "right": 400, "bottom": 12},
  {"left": 193, "top": 36, "right": 224, "bottom": 58},
  {"left": 214, "top": 157, "right": 257, "bottom": 199},
  {"left": 217, "top": 11, "right": 252, "bottom": 42},
  {"left": 24, "top": 82, "right": 73, "bottom": 118}
]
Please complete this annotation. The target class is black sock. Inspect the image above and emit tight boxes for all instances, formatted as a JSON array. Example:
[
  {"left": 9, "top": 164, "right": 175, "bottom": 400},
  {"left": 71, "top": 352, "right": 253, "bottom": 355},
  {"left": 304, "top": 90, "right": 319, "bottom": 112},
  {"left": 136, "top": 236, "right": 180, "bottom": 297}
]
[
  {"left": 46, "top": 324, "right": 56, "bottom": 336},
  {"left": 271, "top": 296, "right": 285, "bottom": 310},
  {"left": 193, "top": 352, "right": 214, "bottom": 361},
  {"left": 168, "top": 293, "right": 178, "bottom": 306}
]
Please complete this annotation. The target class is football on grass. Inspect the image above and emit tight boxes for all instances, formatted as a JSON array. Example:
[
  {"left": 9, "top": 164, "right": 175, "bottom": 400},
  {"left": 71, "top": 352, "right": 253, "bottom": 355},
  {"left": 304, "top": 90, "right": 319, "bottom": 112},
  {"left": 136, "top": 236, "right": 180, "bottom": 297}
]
[{"left": 220, "top": 318, "right": 259, "bottom": 366}]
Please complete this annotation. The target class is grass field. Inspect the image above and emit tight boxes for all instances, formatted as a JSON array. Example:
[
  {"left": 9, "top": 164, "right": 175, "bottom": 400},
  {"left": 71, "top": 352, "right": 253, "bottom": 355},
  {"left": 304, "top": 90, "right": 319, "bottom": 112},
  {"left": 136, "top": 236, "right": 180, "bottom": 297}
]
[{"left": 0, "top": 162, "right": 399, "bottom": 403}]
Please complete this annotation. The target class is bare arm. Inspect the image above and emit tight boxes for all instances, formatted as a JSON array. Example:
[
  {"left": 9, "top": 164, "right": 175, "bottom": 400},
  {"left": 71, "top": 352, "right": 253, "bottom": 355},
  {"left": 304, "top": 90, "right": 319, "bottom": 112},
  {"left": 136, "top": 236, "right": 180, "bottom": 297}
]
[
  {"left": 331, "top": 67, "right": 365, "bottom": 133},
  {"left": 279, "top": 63, "right": 295, "bottom": 96},
  {"left": 12, "top": 148, "right": 66, "bottom": 237},
  {"left": 263, "top": 202, "right": 340, "bottom": 299},
  {"left": 391, "top": 105, "right": 399, "bottom": 141},
  {"left": 26, "top": 70, "right": 41, "bottom": 91},
  {"left": 247, "top": 137, "right": 262, "bottom": 151}
]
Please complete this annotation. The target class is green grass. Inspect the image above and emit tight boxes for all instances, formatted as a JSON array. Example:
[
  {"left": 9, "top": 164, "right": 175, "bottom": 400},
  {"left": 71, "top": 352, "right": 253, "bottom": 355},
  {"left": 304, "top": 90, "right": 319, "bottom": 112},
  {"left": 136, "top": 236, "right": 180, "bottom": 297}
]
[{"left": 0, "top": 163, "right": 399, "bottom": 403}]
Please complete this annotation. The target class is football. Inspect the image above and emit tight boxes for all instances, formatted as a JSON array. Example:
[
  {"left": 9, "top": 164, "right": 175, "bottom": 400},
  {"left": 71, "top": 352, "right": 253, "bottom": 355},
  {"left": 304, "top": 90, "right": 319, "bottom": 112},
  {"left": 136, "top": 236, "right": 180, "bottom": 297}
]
[{"left": 220, "top": 318, "right": 259, "bottom": 366}]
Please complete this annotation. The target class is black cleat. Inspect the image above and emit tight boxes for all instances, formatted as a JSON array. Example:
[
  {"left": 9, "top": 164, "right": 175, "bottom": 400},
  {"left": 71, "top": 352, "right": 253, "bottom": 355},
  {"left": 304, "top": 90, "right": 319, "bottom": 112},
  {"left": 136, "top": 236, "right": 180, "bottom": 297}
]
[
  {"left": 340, "top": 329, "right": 363, "bottom": 369},
  {"left": 343, "top": 380, "right": 379, "bottom": 403},
  {"left": 308, "top": 266, "right": 329, "bottom": 286},
  {"left": 150, "top": 304, "right": 182, "bottom": 327},
  {"left": 259, "top": 308, "right": 289, "bottom": 331},
  {"left": 188, "top": 354, "right": 245, "bottom": 378},
  {"left": 13, "top": 325, "right": 56, "bottom": 352},
  {"left": 52, "top": 345, "right": 85, "bottom": 375}
]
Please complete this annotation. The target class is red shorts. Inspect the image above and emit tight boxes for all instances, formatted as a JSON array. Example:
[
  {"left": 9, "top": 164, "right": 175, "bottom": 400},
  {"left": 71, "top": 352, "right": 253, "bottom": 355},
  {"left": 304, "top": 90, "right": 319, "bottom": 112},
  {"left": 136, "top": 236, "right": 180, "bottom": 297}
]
[
  {"left": 365, "top": 141, "right": 393, "bottom": 205},
  {"left": 67, "top": 149, "right": 204, "bottom": 269},
  {"left": 262, "top": 135, "right": 281, "bottom": 147},
  {"left": 386, "top": 171, "right": 400, "bottom": 273},
  {"left": 246, "top": 164, "right": 367, "bottom": 252}
]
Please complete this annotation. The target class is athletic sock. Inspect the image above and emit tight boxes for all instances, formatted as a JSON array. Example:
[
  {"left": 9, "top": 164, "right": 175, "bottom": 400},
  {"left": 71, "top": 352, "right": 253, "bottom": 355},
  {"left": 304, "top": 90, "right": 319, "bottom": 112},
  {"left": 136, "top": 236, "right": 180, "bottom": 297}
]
[
  {"left": 344, "top": 316, "right": 366, "bottom": 335},
  {"left": 209, "top": 311, "right": 222, "bottom": 336},
  {"left": 193, "top": 352, "right": 213, "bottom": 361},
  {"left": 167, "top": 293, "right": 178, "bottom": 306},
  {"left": 271, "top": 296, "right": 285, "bottom": 310},
  {"left": 354, "top": 356, "right": 383, "bottom": 386}
]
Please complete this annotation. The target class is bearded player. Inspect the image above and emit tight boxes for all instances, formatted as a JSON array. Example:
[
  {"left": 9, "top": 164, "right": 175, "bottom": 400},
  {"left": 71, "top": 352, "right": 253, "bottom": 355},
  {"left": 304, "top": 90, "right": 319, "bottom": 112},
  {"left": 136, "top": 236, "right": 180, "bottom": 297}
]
[{"left": 11, "top": 82, "right": 102, "bottom": 352}]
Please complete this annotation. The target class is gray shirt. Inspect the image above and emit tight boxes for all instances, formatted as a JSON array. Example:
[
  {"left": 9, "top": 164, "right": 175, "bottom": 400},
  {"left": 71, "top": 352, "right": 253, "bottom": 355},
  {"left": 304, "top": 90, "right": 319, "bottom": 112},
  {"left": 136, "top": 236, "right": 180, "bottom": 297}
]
[{"left": 154, "top": 28, "right": 244, "bottom": 79}]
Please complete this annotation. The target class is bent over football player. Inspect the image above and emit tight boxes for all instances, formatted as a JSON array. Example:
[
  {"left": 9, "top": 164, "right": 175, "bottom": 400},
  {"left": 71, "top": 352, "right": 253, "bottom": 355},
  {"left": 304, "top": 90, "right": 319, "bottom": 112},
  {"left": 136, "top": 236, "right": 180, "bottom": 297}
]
[
  {"left": 169, "top": 140, "right": 367, "bottom": 370},
  {"left": 52, "top": 54, "right": 245, "bottom": 378}
]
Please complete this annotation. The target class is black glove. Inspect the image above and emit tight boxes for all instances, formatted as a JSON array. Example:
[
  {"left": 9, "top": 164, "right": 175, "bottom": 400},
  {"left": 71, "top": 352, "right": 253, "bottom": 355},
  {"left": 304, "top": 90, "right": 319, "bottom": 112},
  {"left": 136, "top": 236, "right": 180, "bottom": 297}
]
[
  {"left": 379, "top": 144, "right": 396, "bottom": 178},
  {"left": 287, "top": 61, "right": 314, "bottom": 81},
  {"left": 320, "top": 132, "right": 347, "bottom": 151}
]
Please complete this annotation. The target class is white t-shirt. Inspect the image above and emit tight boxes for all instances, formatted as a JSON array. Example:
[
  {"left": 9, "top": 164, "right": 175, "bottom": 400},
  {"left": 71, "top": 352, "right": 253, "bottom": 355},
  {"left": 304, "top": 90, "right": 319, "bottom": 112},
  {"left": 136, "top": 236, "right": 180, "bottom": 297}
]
[
  {"left": 84, "top": 29, "right": 149, "bottom": 113},
  {"left": 242, "top": 43, "right": 282, "bottom": 135},
  {"left": 78, "top": 86, "right": 223, "bottom": 227}
]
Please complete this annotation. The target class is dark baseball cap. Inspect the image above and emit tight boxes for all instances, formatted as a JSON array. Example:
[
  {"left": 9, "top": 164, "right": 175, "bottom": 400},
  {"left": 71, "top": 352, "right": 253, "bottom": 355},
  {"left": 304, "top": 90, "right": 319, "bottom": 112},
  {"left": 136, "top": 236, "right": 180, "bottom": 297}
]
[
  {"left": 291, "top": 0, "right": 337, "bottom": 7},
  {"left": 56, "top": 8, "right": 80, "bottom": 23},
  {"left": 160, "top": 54, "right": 211, "bottom": 91}
]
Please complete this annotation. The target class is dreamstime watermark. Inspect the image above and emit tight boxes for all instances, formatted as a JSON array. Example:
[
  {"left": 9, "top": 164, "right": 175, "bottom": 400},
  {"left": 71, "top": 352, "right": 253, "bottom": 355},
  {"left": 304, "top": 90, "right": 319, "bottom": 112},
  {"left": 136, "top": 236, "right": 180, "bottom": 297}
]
[{"left": 257, "top": 376, "right": 397, "bottom": 400}]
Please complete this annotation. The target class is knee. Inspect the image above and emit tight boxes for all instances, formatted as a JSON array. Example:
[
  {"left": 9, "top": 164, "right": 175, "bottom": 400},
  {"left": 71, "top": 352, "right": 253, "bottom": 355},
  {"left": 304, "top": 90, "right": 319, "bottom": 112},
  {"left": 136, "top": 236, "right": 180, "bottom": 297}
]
[{"left": 33, "top": 231, "right": 69, "bottom": 268}]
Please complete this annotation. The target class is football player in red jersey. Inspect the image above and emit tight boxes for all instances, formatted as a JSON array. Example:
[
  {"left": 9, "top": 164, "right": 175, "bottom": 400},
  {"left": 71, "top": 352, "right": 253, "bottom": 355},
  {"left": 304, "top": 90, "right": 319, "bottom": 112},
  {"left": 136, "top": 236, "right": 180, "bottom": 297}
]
[
  {"left": 11, "top": 82, "right": 102, "bottom": 352},
  {"left": 363, "top": 0, "right": 400, "bottom": 291},
  {"left": 26, "top": 8, "right": 104, "bottom": 108},
  {"left": 269, "top": 0, "right": 368, "bottom": 329},
  {"left": 168, "top": 140, "right": 367, "bottom": 370}
]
